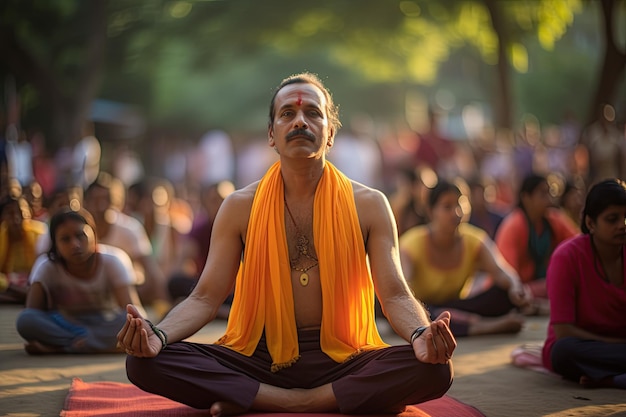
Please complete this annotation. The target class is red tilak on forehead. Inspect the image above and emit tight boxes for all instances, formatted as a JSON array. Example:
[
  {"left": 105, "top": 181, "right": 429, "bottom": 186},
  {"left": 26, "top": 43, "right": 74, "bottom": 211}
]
[{"left": 296, "top": 93, "right": 302, "bottom": 106}]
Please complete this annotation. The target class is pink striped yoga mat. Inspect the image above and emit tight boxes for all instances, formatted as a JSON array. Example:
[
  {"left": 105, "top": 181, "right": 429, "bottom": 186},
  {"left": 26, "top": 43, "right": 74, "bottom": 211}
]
[{"left": 61, "top": 378, "right": 485, "bottom": 417}]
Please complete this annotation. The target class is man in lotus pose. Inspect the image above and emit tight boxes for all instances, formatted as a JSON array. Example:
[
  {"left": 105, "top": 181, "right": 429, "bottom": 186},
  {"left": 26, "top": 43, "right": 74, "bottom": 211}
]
[{"left": 117, "top": 73, "right": 456, "bottom": 415}]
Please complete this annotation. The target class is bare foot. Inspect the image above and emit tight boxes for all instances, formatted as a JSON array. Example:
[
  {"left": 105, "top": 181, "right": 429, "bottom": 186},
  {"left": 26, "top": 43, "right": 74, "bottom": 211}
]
[
  {"left": 24, "top": 341, "right": 65, "bottom": 355},
  {"left": 210, "top": 401, "right": 247, "bottom": 417},
  {"left": 520, "top": 298, "right": 550, "bottom": 316},
  {"left": 468, "top": 313, "right": 524, "bottom": 336}
]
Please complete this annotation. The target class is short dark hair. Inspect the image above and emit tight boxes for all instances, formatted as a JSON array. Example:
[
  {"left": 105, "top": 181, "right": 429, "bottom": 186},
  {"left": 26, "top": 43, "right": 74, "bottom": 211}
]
[
  {"left": 47, "top": 207, "right": 98, "bottom": 262},
  {"left": 428, "top": 180, "right": 461, "bottom": 208},
  {"left": 581, "top": 179, "right": 626, "bottom": 234},
  {"left": 268, "top": 72, "right": 341, "bottom": 135}
]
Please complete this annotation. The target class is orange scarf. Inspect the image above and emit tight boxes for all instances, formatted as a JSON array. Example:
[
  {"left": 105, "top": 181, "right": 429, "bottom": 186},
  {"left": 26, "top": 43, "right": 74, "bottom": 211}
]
[{"left": 216, "top": 161, "right": 388, "bottom": 371}]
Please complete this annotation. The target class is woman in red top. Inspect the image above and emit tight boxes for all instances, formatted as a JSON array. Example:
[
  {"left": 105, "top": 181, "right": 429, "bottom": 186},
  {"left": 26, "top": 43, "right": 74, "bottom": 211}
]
[
  {"left": 542, "top": 179, "right": 626, "bottom": 389},
  {"left": 495, "top": 174, "right": 578, "bottom": 314}
]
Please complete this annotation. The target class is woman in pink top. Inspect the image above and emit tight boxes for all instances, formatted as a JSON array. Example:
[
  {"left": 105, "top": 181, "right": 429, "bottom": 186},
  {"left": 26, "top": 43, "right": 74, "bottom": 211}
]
[{"left": 542, "top": 179, "right": 626, "bottom": 389}]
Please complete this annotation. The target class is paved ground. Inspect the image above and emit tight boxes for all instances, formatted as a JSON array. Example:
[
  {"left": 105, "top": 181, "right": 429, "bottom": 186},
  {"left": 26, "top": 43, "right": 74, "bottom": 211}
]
[{"left": 0, "top": 305, "right": 625, "bottom": 417}]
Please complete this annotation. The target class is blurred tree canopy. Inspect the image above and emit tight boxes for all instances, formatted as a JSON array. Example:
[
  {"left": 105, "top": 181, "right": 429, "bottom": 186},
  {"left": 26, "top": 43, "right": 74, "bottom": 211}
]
[{"left": 0, "top": 0, "right": 624, "bottom": 149}]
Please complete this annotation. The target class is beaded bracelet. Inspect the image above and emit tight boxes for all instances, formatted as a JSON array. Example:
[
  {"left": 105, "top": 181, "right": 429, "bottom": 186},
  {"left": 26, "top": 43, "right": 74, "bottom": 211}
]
[
  {"left": 410, "top": 325, "right": 429, "bottom": 344},
  {"left": 145, "top": 320, "right": 168, "bottom": 351}
]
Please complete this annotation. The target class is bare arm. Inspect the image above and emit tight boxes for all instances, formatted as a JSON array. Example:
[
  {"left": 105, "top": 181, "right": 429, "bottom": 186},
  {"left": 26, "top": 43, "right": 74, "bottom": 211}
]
[
  {"left": 355, "top": 185, "right": 455, "bottom": 363},
  {"left": 476, "top": 240, "right": 531, "bottom": 307},
  {"left": 117, "top": 187, "right": 253, "bottom": 357},
  {"left": 25, "top": 282, "right": 47, "bottom": 310}
]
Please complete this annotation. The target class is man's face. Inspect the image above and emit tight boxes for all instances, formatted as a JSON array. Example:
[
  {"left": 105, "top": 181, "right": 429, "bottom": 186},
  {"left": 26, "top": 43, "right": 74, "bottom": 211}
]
[{"left": 268, "top": 83, "right": 334, "bottom": 159}]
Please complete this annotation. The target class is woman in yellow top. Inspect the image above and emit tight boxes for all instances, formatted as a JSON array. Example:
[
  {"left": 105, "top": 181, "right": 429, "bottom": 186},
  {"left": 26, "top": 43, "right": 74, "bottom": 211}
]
[
  {"left": 0, "top": 194, "right": 48, "bottom": 304},
  {"left": 400, "top": 180, "right": 531, "bottom": 337}
]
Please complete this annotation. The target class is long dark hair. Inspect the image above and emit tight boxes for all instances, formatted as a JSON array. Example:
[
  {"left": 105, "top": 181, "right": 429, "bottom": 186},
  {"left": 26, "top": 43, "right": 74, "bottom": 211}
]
[
  {"left": 581, "top": 179, "right": 626, "bottom": 234},
  {"left": 47, "top": 207, "right": 98, "bottom": 262}
]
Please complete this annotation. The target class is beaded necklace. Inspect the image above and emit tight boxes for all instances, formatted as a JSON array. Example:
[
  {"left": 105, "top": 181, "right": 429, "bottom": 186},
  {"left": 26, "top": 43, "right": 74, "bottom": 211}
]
[{"left": 284, "top": 198, "right": 318, "bottom": 286}]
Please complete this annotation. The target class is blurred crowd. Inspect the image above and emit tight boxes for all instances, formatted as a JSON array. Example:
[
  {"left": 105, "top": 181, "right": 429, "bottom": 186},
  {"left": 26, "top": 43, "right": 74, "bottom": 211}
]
[{"left": 1, "top": 101, "right": 625, "bottom": 350}]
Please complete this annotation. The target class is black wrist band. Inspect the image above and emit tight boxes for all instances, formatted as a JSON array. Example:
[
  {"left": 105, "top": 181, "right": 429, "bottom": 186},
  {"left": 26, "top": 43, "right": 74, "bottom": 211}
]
[
  {"left": 146, "top": 320, "right": 168, "bottom": 351},
  {"left": 410, "top": 325, "right": 429, "bottom": 344}
]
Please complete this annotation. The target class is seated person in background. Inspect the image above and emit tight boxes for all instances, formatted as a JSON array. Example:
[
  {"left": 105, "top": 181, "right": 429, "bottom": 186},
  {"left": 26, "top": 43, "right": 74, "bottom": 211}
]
[
  {"left": 124, "top": 178, "right": 183, "bottom": 279},
  {"left": 34, "top": 184, "right": 83, "bottom": 254},
  {"left": 16, "top": 207, "right": 144, "bottom": 354},
  {"left": 400, "top": 180, "right": 530, "bottom": 337},
  {"left": 84, "top": 173, "right": 171, "bottom": 319},
  {"left": 23, "top": 181, "right": 49, "bottom": 222},
  {"left": 558, "top": 179, "right": 584, "bottom": 232},
  {"left": 467, "top": 177, "right": 504, "bottom": 239},
  {"left": 167, "top": 181, "right": 234, "bottom": 318},
  {"left": 0, "top": 188, "right": 47, "bottom": 304},
  {"left": 542, "top": 179, "right": 626, "bottom": 390},
  {"left": 495, "top": 173, "right": 578, "bottom": 314},
  {"left": 389, "top": 166, "right": 429, "bottom": 236},
  {"left": 117, "top": 72, "right": 455, "bottom": 415}
]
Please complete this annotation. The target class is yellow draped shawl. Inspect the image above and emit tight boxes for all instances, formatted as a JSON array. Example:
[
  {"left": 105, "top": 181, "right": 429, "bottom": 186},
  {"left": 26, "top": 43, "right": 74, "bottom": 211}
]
[{"left": 216, "top": 161, "right": 388, "bottom": 371}]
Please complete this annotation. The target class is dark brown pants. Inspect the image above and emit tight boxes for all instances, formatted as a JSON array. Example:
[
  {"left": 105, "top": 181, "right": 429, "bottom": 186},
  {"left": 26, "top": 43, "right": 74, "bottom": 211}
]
[{"left": 126, "top": 329, "right": 453, "bottom": 414}]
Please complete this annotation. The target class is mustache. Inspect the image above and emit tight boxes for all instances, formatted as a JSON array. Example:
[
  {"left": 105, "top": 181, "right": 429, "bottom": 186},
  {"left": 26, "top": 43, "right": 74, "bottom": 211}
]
[{"left": 286, "top": 129, "right": 316, "bottom": 141}]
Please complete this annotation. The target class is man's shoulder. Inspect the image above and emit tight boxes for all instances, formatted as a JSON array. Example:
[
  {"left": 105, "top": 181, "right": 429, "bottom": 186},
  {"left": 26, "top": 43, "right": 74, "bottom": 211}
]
[
  {"left": 351, "top": 180, "right": 386, "bottom": 203},
  {"left": 225, "top": 182, "right": 257, "bottom": 205},
  {"left": 215, "top": 182, "right": 257, "bottom": 221}
]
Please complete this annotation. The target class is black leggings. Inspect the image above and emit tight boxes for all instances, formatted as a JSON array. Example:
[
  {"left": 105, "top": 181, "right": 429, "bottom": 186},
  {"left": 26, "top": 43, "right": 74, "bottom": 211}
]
[
  {"left": 430, "top": 285, "right": 516, "bottom": 336},
  {"left": 550, "top": 337, "right": 626, "bottom": 383}
]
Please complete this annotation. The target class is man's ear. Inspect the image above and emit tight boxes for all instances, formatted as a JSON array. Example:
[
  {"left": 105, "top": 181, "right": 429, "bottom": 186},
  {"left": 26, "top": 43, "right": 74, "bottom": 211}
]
[
  {"left": 327, "top": 127, "right": 335, "bottom": 148},
  {"left": 268, "top": 126, "right": 275, "bottom": 147}
]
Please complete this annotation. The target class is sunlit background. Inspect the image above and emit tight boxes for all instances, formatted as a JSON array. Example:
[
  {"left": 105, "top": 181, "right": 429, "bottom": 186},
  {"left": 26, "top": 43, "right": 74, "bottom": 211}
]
[{"left": 1, "top": 0, "right": 625, "bottom": 197}]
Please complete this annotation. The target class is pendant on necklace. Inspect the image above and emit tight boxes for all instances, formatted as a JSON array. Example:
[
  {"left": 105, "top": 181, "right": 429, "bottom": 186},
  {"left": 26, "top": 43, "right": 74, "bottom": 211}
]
[{"left": 299, "top": 272, "right": 309, "bottom": 286}]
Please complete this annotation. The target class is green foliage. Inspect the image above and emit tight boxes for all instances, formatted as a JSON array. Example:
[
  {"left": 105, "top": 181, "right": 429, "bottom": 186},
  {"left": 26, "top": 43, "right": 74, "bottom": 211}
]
[{"left": 1, "top": 0, "right": 620, "bottom": 147}]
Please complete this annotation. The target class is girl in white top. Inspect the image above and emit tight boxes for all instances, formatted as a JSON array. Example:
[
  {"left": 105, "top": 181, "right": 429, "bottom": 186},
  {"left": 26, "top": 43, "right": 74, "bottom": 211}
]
[{"left": 16, "top": 207, "right": 144, "bottom": 354}]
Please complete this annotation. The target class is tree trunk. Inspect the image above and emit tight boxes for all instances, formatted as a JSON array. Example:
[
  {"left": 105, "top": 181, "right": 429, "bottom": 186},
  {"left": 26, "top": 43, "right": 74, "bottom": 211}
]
[
  {"left": 68, "top": 0, "right": 107, "bottom": 145},
  {"left": 587, "top": 0, "right": 626, "bottom": 125},
  {"left": 0, "top": 1, "right": 107, "bottom": 149},
  {"left": 484, "top": 0, "right": 514, "bottom": 131}
]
